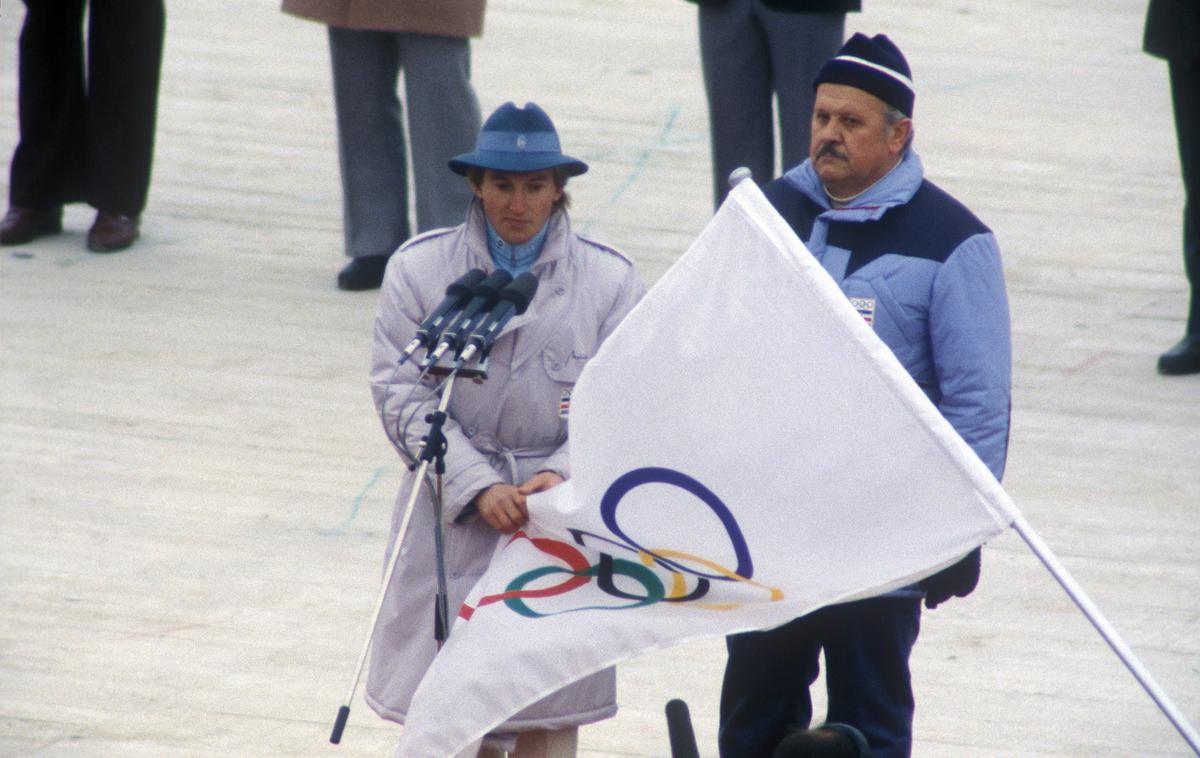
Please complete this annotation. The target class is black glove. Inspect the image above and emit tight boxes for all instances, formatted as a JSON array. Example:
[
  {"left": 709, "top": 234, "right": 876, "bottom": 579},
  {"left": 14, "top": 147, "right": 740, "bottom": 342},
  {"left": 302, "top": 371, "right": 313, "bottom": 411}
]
[{"left": 918, "top": 547, "right": 981, "bottom": 609}]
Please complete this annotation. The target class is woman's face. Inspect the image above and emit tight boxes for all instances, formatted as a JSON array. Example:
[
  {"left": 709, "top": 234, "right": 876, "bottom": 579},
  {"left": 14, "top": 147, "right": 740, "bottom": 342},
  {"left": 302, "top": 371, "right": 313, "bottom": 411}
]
[{"left": 472, "top": 169, "right": 562, "bottom": 245}]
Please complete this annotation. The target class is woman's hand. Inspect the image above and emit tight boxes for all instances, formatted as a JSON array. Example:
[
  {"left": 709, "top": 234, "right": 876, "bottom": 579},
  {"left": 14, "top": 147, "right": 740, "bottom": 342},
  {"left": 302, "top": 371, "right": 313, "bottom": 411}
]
[
  {"left": 519, "top": 471, "right": 564, "bottom": 495},
  {"left": 474, "top": 484, "right": 528, "bottom": 534},
  {"left": 473, "top": 473, "right": 564, "bottom": 534}
]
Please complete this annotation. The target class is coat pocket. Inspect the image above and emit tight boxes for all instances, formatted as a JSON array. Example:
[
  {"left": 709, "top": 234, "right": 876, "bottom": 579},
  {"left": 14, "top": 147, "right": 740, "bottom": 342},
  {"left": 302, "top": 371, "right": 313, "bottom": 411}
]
[{"left": 541, "top": 345, "right": 589, "bottom": 384}]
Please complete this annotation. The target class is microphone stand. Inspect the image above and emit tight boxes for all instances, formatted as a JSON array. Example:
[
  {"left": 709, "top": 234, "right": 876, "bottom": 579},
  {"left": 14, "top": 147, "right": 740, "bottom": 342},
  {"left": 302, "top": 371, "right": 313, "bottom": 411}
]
[
  {"left": 423, "top": 404, "right": 452, "bottom": 648},
  {"left": 330, "top": 373, "right": 461, "bottom": 745},
  {"left": 329, "top": 273, "right": 523, "bottom": 745}
]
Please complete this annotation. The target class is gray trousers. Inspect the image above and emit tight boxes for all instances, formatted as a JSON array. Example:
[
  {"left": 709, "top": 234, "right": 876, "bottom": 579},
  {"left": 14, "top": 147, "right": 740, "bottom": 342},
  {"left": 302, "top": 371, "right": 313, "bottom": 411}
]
[
  {"left": 698, "top": 1, "right": 844, "bottom": 208},
  {"left": 328, "top": 27, "right": 480, "bottom": 260}
]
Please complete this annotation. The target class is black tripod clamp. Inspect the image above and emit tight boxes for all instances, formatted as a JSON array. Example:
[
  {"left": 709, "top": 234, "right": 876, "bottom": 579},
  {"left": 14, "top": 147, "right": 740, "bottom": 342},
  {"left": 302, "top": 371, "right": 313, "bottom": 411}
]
[{"left": 418, "top": 410, "right": 450, "bottom": 475}]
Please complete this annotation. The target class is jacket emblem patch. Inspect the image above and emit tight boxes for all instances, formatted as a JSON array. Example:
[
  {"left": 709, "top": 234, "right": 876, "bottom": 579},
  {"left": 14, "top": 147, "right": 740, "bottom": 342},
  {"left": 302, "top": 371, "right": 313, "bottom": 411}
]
[{"left": 849, "top": 297, "right": 876, "bottom": 328}]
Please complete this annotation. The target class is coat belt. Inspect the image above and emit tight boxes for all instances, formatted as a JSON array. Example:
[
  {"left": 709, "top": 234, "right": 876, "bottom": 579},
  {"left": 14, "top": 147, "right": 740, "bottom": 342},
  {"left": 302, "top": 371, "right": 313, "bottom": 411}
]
[{"left": 472, "top": 434, "right": 559, "bottom": 482}]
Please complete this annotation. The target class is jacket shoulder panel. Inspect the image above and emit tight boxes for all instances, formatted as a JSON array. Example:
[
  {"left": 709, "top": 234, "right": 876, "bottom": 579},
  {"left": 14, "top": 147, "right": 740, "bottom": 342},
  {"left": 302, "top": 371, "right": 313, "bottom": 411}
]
[
  {"left": 764, "top": 177, "right": 824, "bottom": 241},
  {"left": 397, "top": 226, "right": 459, "bottom": 254},
  {"left": 573, "top": 234, "right": 636, "bottom": 268},
  {"left": 834, "top": 180, "right": 991, "bottom": 276}
]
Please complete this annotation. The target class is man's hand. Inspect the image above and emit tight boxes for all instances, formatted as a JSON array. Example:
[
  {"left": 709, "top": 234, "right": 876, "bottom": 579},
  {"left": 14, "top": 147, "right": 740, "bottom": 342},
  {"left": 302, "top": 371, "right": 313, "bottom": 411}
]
[
  {"left": 918, "top": 547, "right": 981, "bottom": 609},
  {"left": 474, "top": 484, "right": 528, "bottom": 534}
]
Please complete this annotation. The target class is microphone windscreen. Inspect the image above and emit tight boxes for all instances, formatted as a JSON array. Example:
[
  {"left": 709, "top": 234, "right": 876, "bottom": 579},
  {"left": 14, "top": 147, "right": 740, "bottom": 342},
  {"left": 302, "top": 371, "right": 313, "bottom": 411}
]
[
  {"left": 446, "top": 268, "right": 487, "bottom": 297},
  {"left": 475, "top": 269, "right": 513, "bottom": 298},
  {"left": 499, "top": 272, "right": 539, "bottom": 314}
]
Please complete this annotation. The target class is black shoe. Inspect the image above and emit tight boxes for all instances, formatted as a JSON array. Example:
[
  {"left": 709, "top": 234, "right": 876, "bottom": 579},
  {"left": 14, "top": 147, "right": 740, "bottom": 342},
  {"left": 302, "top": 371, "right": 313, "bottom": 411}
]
[
  {"left": 337, "top": 255, "right": 390, "bottom": 291},
  {"left": 1157, "top": 334, "right": 1200, "bottom": 376},
  {"left": 0, "top": 206, "right": 62, "bottom": 245}
]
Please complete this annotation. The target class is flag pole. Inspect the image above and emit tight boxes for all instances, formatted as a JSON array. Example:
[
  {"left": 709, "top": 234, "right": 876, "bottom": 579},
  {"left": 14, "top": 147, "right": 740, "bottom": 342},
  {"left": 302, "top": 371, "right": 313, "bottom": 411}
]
[{"left": 1011, "top": 515, "right": 1200, "bottom": 754}]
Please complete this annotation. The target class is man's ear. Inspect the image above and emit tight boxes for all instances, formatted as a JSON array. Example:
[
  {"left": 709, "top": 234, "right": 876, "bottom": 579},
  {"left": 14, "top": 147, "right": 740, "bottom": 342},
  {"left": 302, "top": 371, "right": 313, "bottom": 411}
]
[{"left": 888, "top": 118, "right": 912, "bottom": 156}]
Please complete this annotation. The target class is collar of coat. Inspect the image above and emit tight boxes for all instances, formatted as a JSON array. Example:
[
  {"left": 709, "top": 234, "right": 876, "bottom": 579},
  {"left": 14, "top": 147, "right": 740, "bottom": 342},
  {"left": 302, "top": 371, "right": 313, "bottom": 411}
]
[
  {"left": 783, "top": 149, "right": 925, "bottom": 223},
  {"left": 461, "top": 199, "right": 573, "bottom": 273}
]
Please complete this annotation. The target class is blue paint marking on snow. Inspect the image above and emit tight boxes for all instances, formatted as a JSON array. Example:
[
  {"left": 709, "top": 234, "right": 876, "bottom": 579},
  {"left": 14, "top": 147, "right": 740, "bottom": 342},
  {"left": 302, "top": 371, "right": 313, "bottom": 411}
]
[{"left": 321, "top": 466, "right": 387, "bottom": 537}]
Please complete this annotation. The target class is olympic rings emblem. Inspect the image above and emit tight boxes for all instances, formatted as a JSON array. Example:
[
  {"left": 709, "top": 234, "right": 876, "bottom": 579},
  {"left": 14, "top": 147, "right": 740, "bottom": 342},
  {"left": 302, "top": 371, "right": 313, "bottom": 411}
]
[{"left": 460, "top": 467, "right": 783, "bottom": 620}]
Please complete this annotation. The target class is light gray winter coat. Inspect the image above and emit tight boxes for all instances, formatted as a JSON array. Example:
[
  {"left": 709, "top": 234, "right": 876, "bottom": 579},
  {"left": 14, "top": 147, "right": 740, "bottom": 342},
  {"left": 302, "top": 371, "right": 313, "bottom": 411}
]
[{"left": 365, "top": 199, "right": 644, "bottom": 730}]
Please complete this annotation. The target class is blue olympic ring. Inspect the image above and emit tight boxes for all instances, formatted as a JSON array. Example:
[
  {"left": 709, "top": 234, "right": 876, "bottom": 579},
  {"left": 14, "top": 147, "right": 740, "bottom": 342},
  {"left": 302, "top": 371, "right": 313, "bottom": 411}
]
[{"left": 599, "top": 466, "right": 754, "bottom": 581}]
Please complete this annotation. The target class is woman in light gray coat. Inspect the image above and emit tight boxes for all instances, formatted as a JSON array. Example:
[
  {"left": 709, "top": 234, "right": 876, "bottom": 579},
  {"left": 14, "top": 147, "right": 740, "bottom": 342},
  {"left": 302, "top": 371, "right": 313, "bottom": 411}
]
[{"left": 367, "top": 102, "right": 645, "bottom": 757}]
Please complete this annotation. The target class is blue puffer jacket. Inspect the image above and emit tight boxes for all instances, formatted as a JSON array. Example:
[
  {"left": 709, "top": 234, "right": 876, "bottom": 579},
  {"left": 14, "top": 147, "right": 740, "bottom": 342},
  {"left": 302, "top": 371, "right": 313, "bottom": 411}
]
[{"left": 766, "top": 151, "right": 1011, "bottom": 480}]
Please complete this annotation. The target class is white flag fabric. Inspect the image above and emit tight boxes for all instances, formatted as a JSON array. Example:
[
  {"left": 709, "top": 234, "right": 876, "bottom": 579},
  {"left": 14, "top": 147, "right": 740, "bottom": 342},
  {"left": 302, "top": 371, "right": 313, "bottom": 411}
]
[{"left": 394, "top": 179, "right": 1020, "bottom": 757}]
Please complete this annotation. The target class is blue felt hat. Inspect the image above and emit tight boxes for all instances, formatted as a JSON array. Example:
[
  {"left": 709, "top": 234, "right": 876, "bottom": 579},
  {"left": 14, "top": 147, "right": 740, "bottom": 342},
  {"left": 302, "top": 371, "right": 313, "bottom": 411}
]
[
  {"left": 448, "top": 102, "right": 588, "bottom": 177},
  {"left": 814, "top": 33, "right": 915, "bottom": 117}
]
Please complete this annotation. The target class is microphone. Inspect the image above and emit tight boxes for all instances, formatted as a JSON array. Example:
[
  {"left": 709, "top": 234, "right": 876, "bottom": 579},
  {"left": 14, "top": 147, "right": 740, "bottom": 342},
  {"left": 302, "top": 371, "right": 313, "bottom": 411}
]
[
  {"left": 664, "top": 699, "right": 700, "bottom": 758},
  {"left": 456, "top": 272, "right": 539, "bottom": 366},
  {"left": 423, "top": 269, "right": 513, "bottom": 366},
  {"left": 396, "top": 268, "right": 487, "bottom": 364}
]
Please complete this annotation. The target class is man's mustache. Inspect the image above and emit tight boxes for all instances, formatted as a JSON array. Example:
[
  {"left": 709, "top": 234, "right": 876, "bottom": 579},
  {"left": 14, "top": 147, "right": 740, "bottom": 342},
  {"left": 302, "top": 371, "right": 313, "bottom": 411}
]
[{"left": 815, "top": 143, "right": 847, "bottom": 161}]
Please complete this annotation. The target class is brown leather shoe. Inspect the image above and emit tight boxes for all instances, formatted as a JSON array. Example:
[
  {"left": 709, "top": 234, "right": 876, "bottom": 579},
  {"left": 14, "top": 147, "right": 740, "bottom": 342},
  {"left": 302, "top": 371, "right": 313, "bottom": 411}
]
[
  {"left": 0, "top": 206, "right": 62, "bottom": 245},
  {"left": 87, "top": 211, "right": 140, "bottom": 253}
]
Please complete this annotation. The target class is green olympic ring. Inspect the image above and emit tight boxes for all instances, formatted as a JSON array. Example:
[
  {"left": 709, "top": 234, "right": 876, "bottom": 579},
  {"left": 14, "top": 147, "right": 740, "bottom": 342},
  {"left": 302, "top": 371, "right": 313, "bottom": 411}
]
[{"left": 504, "top": 553, "right": 665, "bottom": 618}]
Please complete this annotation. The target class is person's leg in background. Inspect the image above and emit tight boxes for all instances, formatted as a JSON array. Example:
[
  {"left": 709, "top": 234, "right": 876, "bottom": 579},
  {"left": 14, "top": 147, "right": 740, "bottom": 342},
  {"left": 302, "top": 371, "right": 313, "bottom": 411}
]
[
  {"left": 85, "top": 0, "right": 165, "bottom": 252},
  {"left": 400, "top": 32, "right": 480, "bottom": 234},
  {"left": 511, "top": 727, "right": 578, "bottom": 758},
  {"left": 698, "top": 0, "right": 773, "bottom": 210},
  {"left": 2, "top": 0, "right": 87, "bottom": 245},
  {"left": 328, "top": 26, "right": 408, "bottom": 290},
  {"left": 1158, "top": 57, "right": 1200, "bottom": 374},
  {"left": 763, "top": 8, "right": 844, "bottom": 173}
]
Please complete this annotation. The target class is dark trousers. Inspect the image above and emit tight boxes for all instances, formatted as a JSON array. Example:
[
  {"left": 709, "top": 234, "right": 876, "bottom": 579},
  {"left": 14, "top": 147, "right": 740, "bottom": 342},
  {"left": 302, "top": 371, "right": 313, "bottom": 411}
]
[
  {"left": 698, "top": 0, "right": 844, "bottom": 208},
  {"left": 1168, "top": 60, "right": 1199, "bottom": 334},
  {"left": 719, "top": 596, "right": 922, "bottom": 758},
  {"left": 8, "top": 0, "right": 165, "bottom": 216}
]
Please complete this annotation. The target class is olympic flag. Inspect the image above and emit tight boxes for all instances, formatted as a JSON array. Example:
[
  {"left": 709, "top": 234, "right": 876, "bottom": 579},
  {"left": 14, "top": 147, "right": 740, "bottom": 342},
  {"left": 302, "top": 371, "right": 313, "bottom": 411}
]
[{"left": 394, "top": 179, "right": 1020, "bottom": 757}]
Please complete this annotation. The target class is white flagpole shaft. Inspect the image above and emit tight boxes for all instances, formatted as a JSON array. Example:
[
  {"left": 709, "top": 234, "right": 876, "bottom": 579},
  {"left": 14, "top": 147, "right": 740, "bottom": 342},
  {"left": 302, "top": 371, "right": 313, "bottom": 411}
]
[
  {"left": 331, "top": 378, "right": 458, "bottom": 744},
  {"left": 1012, "top": 515, "right": 1200, "bottom": 754}
]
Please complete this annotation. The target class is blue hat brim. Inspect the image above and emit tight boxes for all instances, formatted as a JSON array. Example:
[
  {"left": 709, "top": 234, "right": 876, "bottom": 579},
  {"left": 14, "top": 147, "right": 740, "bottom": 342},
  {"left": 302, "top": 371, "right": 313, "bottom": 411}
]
[{"left": 448, "top": 150, "right": 588, "bottom": 177}]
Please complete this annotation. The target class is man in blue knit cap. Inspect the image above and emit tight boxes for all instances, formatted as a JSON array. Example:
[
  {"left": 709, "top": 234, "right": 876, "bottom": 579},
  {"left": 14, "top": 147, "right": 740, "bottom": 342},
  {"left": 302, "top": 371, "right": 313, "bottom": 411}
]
[{"left": 718, "top": 33, "right": 1012, "bottom": 758}]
